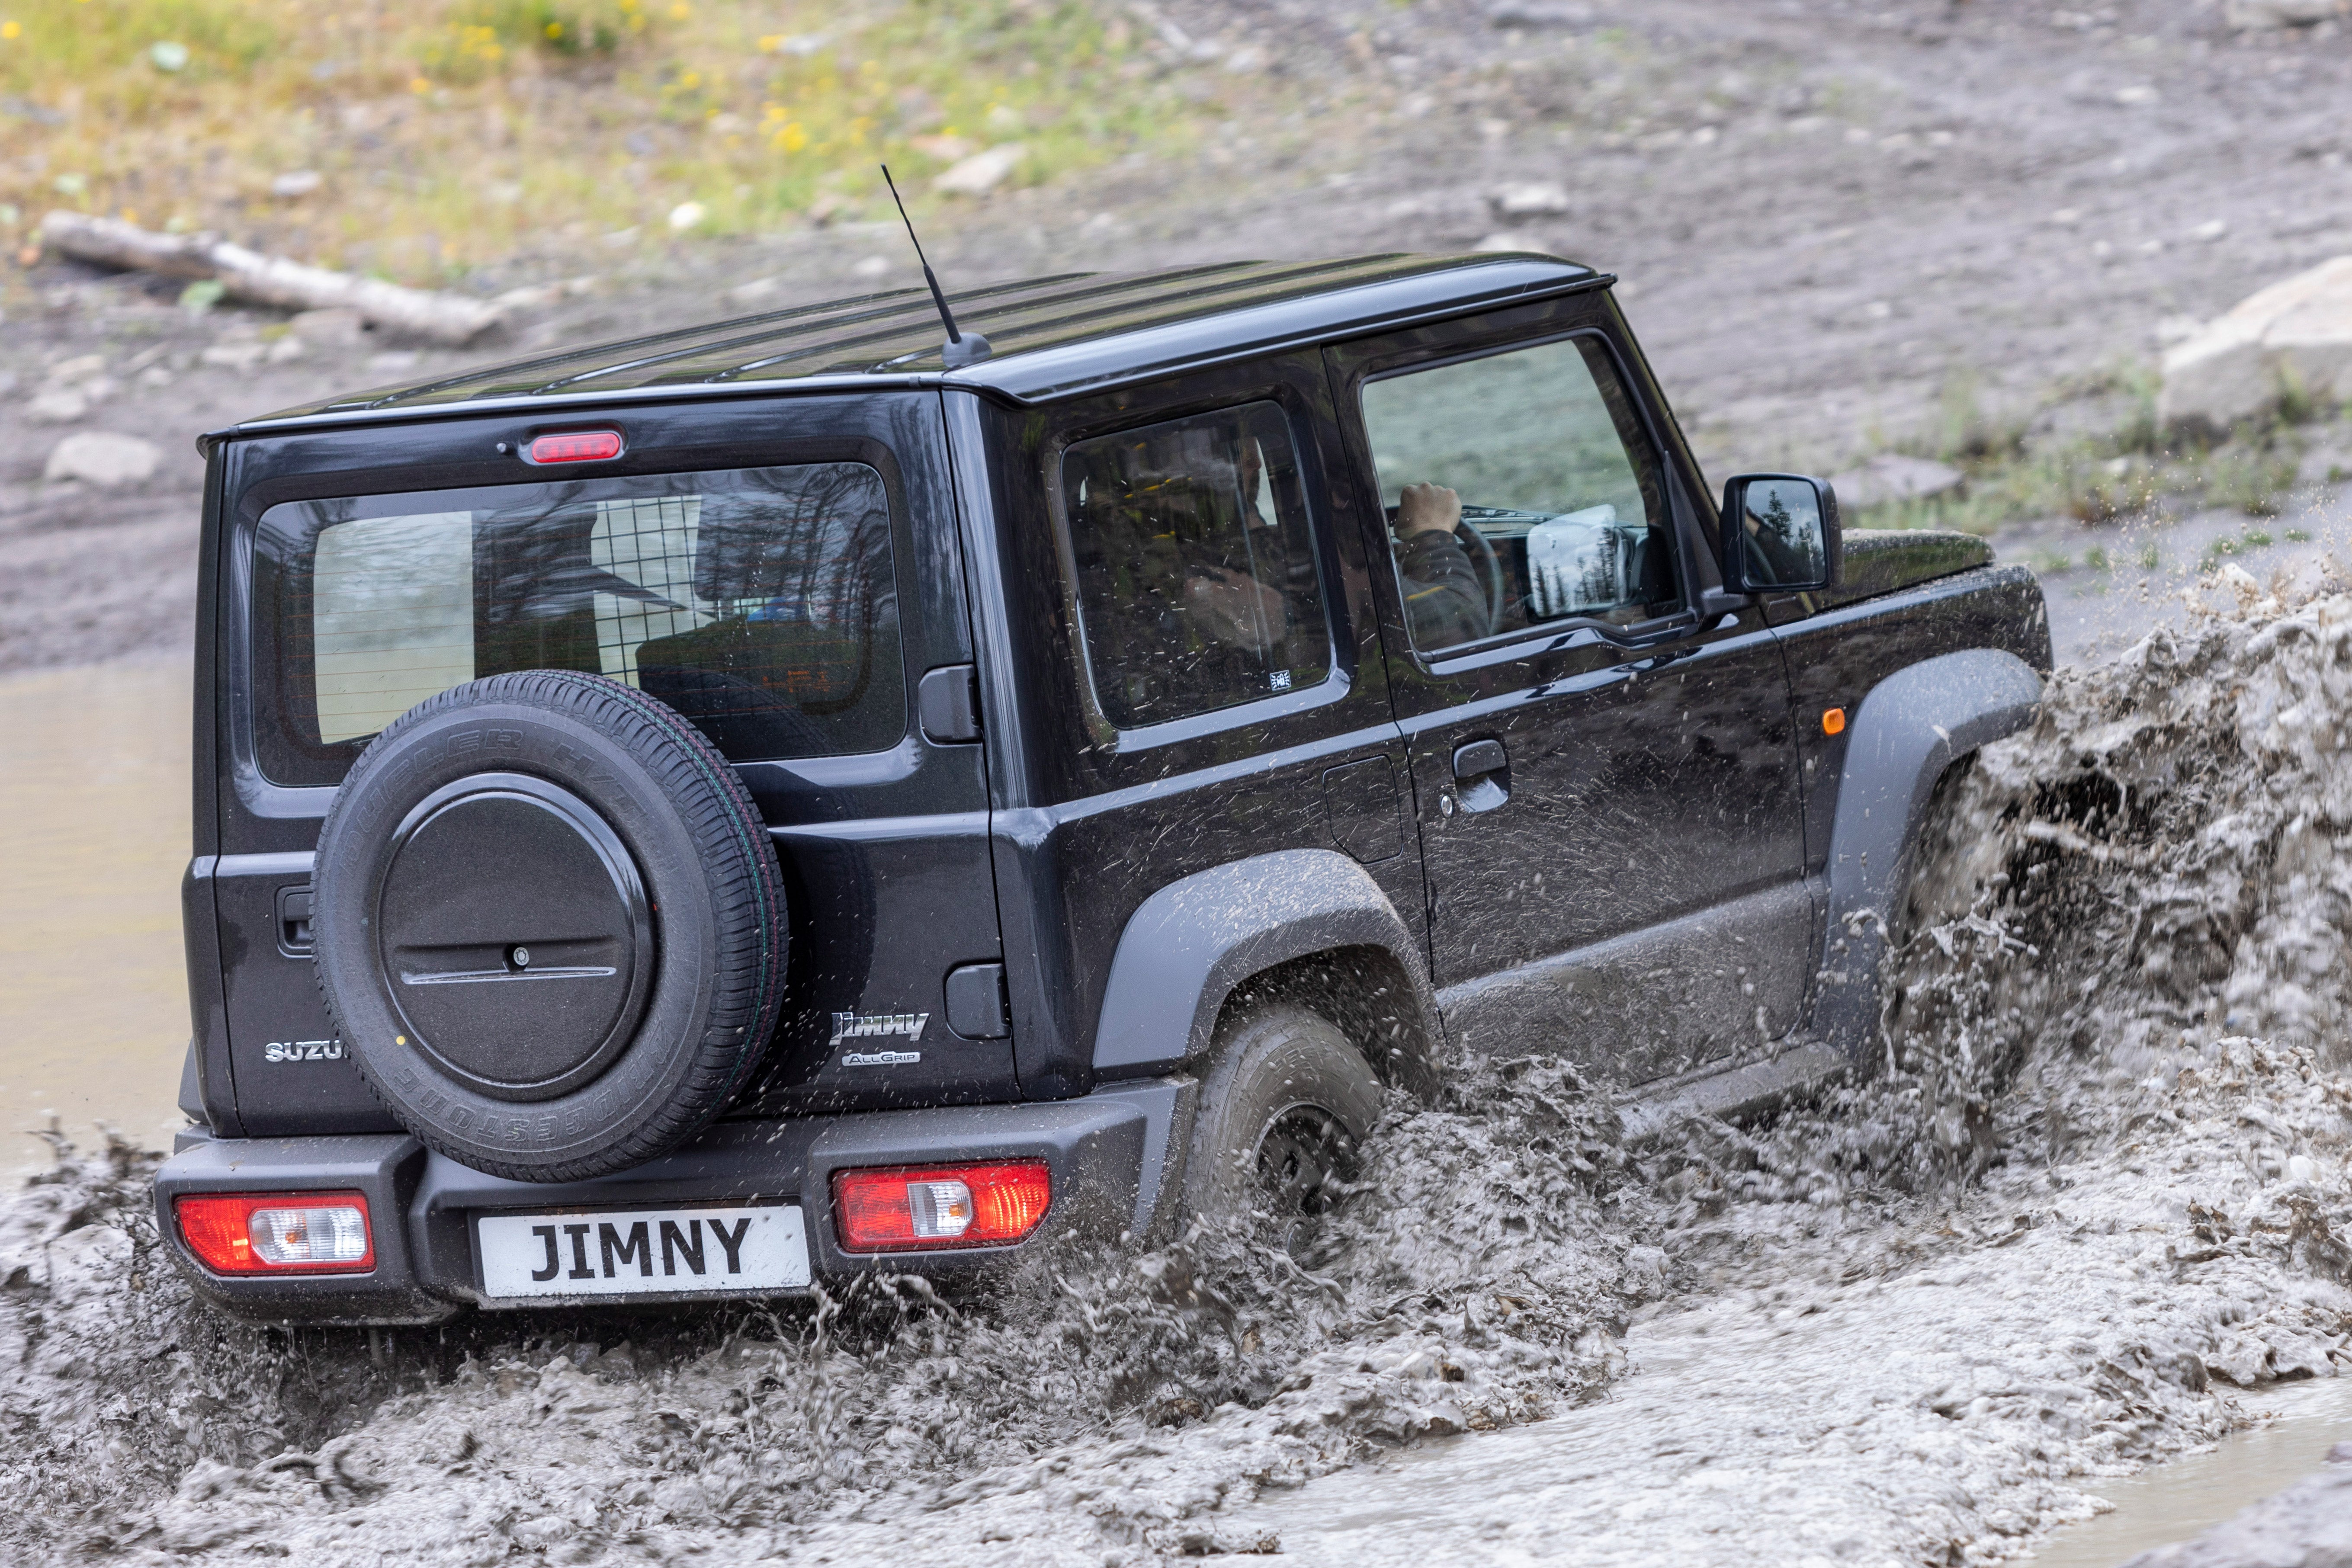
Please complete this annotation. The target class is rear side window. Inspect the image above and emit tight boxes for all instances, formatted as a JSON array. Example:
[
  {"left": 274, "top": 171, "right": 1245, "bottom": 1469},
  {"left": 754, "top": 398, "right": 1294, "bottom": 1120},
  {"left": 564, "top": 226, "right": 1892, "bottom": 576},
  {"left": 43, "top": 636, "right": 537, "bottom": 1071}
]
[
  {"left": 250, "top": 464, "right": 904, "bottom": 786},
  {"left": 1059, "top": 402, "right": 1330, "bottom": 731}
]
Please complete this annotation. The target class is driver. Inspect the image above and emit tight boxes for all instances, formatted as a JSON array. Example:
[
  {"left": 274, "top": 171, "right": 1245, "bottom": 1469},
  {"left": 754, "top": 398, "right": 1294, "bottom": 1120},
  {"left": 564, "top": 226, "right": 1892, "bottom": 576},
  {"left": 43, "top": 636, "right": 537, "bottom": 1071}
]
[{"left": 1392, "top": 481, "right": 1491, "bottom": 648}]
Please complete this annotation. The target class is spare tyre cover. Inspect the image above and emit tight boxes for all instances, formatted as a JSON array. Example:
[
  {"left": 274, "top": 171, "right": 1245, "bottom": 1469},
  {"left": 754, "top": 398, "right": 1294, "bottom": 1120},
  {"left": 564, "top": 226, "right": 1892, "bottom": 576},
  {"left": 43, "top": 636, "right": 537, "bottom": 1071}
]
[{"left": 311, "top": 670, "right": 788, "bottom": 1182}]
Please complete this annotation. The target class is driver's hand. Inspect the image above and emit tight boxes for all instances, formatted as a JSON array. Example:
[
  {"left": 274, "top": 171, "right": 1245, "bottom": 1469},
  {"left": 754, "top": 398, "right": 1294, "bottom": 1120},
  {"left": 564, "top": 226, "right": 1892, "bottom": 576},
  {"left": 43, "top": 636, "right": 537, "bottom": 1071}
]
[{"left": 1396, "top": 482, "right": 1462, "bottom": 540}]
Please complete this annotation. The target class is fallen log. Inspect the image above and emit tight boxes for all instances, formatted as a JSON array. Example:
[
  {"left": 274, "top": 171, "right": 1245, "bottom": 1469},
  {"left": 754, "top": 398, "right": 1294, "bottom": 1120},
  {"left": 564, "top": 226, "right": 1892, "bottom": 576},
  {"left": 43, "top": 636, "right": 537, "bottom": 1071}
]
[{"left": 38, "top": 210, "right": 504, "bottom": 346}]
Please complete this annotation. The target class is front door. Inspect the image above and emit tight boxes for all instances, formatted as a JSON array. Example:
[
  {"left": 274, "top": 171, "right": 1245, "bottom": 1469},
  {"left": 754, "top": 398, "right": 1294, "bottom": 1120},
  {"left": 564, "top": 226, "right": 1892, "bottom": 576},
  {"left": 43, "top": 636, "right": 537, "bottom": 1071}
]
[{"left": 1327, "top": 300, "right": 1810, "bottom": 1084}]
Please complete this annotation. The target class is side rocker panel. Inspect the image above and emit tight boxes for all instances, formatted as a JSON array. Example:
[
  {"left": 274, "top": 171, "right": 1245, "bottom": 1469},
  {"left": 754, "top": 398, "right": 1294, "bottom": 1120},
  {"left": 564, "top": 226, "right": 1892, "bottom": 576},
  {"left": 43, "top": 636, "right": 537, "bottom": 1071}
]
[
  {"left": 1090, "top": 848, "right": 1441, "bottom": 1088},
  {"left": 1810, "top": 648, "right": 2044, "bottom": 1057}
]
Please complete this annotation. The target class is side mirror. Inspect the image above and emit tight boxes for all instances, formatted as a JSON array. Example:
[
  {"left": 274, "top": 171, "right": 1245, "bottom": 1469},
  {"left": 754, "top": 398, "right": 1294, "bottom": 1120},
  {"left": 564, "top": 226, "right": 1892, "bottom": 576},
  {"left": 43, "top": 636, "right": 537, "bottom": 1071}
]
[{"left": 1719, "top": 473, "right": 1841, "bottom": 594}]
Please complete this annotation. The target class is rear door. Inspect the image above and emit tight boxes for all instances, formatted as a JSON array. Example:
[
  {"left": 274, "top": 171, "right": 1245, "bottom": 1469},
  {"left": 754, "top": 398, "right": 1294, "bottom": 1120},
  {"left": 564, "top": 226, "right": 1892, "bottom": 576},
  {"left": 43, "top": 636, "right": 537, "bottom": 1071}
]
[
  {"left": 206, "top": 394, "right": 1005, "bottom": 1138},
  {"left": 1325, "top": 298, "right": 1812, "bottom": 1083}
]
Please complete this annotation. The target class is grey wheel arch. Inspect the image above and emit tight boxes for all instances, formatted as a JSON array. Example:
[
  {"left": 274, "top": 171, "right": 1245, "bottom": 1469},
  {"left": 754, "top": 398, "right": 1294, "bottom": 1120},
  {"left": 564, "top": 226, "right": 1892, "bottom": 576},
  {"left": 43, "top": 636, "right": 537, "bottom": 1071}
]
[
  {"left": 1810, "top": 647, "right": 2043, "bottom": 1057},
  {"left": 1090, "top": 848, "right": 1442, "bottom": 1097}
]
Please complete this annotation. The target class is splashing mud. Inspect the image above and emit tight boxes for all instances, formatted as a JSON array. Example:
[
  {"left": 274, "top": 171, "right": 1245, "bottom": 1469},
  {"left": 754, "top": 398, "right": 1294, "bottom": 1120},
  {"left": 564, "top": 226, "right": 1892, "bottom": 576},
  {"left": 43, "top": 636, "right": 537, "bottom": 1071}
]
[{"left": 10, "top": 591, "right": 2352, "bottom": 1565}]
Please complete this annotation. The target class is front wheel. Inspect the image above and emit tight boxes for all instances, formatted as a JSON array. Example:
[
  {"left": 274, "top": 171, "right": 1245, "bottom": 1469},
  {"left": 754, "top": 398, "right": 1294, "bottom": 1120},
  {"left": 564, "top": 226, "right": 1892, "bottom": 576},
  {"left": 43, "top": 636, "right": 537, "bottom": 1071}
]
[{"left": 1180, "top": 1002, "right": 1384, "bottom": 1243}]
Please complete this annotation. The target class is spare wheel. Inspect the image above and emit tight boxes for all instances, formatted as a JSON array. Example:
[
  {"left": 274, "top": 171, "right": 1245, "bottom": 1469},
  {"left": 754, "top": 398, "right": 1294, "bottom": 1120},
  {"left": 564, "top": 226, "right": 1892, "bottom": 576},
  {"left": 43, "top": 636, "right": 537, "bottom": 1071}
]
[{"left": 311, "top": 670, "right": 788, "bottom": 1182}]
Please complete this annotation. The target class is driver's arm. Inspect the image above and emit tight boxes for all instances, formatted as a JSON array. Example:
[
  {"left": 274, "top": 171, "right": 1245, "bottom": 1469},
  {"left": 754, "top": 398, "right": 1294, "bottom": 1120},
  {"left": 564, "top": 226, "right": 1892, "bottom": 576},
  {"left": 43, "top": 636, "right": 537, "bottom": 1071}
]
[{"left": 1392, "top": 482, "right": 1491, "bottom": 648}]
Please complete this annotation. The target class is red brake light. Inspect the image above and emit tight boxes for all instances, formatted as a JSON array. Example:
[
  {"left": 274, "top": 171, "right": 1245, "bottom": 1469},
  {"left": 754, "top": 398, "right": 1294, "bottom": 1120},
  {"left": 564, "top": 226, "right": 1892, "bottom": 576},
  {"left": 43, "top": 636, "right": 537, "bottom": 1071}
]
[
  {"left": 176, "top": 1191, "right": 375, "bottom": 1275},
  {"left": 527, "top": 430, "right": 624, "bottom": 464},
  {"left": 831, "top": 1161, "right": 1050, "bottom": 1253}
]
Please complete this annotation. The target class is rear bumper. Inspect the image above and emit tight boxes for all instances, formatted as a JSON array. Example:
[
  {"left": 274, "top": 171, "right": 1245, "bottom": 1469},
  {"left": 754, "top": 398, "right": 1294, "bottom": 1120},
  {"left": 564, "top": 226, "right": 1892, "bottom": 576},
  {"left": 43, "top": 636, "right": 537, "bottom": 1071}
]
[{"left": 154, "top": 1082, "right": 1190, "bottom": 1325}]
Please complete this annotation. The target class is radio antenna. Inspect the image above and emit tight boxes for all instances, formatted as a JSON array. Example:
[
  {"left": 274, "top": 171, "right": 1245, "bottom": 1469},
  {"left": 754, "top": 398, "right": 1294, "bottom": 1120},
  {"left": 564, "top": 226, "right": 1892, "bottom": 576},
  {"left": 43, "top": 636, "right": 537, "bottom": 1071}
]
[{"left": 881, "top": 164, "right": 992, "bottom": 370}]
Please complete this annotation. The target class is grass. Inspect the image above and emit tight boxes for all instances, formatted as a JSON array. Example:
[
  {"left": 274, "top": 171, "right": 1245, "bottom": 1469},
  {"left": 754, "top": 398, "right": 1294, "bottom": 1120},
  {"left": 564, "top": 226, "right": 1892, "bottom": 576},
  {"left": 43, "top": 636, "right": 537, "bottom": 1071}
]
[
  {"left": 0, "top": 0, "right": 1266, "bottom": 285},
  {"left": 1844, "top": 364, "right": 2339, "bottom": 539}
]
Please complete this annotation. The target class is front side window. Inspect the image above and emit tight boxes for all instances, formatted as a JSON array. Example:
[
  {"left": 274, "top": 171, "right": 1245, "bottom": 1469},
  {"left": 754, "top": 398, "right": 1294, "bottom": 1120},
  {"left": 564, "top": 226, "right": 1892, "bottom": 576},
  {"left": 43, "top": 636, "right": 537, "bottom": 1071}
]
[
  {"left": 1060, "top": 402, "right": 1330, "bottom": 731},
  {"left": 1360, "top": 336, "right": 1677, "bottom": 653},
  {"left": 252, "top": 463, "right": 903, "bottom": 786}
]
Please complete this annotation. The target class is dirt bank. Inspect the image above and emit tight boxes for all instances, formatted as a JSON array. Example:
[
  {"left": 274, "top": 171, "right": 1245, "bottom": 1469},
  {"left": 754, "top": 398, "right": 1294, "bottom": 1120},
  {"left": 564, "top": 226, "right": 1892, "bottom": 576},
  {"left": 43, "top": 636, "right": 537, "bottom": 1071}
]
[{"left": 6, "top": 0, "right": 2351, "bottom": 674}]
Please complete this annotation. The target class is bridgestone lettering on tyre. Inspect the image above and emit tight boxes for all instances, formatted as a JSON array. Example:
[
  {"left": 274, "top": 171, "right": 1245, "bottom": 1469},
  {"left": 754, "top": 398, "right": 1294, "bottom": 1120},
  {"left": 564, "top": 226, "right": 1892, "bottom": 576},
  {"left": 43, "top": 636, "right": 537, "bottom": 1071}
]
[{"left": 311, "top": 670, "right": 788, "bottom": 1182}]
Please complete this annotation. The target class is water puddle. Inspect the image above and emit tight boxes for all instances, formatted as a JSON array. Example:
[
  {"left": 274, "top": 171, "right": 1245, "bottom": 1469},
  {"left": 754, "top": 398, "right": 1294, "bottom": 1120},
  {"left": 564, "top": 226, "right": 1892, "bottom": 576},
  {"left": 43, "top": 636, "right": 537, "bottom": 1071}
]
[
  {"left": 0, "top": 658, "right": 193, "bottom": 1170},
  {"left": 2022, "top": 1376, "right": 2352, "bottom": 1567},
  {"left": 1241, "top": 1360, "right": 2352, "bottom": 1568}
]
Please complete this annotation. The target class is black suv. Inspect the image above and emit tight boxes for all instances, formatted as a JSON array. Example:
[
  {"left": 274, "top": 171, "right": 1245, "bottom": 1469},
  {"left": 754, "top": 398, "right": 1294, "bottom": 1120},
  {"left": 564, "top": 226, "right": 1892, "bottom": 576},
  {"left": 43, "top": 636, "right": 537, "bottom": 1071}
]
[{"left": 157, "top": 254, "right": 2049, "bottom": 1323}]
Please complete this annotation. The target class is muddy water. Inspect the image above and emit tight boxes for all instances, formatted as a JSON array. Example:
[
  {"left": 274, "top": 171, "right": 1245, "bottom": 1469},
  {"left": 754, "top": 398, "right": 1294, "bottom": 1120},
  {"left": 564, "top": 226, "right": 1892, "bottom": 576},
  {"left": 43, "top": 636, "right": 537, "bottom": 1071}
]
[
  {"left": 0, "top": 658, "right": 193, "bottom": 1170},
  {"left": 2024, "top": 1378, "right": 2352, "bottom": 1567}
]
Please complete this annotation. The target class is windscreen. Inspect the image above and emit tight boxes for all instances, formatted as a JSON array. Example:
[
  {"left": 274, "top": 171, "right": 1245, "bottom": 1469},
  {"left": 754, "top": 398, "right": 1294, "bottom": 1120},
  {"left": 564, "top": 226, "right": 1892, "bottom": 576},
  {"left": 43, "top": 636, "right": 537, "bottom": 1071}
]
[{"left": 250, "top": 463, "right": 904, "bottom": 787}]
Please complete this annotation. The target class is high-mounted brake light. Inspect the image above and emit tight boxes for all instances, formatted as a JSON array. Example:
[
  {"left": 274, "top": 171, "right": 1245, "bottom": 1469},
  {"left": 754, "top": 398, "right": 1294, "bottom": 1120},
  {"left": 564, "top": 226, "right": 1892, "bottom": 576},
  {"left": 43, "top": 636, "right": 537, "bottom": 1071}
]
[
  {"left": 527, "top": 430, "right": 624, "bottom": 465},
  {"left": 831, "top": 1161, "right": 1050, "bottom": 1253},
  {"left": 176, "top": 1191, "right": 375, "bottom": 1275}
]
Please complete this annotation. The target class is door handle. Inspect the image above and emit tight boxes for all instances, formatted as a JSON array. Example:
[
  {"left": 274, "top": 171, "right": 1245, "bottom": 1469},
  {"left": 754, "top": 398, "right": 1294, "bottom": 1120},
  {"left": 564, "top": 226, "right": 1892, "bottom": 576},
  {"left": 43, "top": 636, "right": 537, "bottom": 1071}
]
[
  {"left": 1449, "top": 738, "right": 1510, "bottom": 813},
  {"left": 1452, "top": 738, "right": 1507, "bottom": 782}
]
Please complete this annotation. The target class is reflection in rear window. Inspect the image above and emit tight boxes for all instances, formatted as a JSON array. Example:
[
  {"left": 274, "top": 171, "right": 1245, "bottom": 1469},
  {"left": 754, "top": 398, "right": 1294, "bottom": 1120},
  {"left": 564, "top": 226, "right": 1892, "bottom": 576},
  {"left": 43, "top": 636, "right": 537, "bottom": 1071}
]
[{"left": 251, "top": 465, "right": 904, "bottom": 787}]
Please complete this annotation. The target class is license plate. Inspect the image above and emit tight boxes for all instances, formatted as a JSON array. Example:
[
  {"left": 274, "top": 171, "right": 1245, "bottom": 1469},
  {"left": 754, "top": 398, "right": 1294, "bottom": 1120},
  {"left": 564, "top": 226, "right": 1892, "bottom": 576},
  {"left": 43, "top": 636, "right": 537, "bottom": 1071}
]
[{"left": 475, "top": 1203, "right": 810, "bottom": 1300}]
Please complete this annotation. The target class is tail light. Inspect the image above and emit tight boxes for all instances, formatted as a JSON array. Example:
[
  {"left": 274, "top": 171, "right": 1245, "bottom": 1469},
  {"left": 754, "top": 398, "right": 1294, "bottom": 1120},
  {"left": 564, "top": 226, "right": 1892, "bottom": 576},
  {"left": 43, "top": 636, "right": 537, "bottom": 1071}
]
[
  {"left": 176, "top": 1191, "right": 375, "bottom": 1275},
  {"left": 831, "top": 1161, "right": 1050, "bottom": 1253},
  {"left": 527, "top": 430, "right": 624, "bottom": 464}
]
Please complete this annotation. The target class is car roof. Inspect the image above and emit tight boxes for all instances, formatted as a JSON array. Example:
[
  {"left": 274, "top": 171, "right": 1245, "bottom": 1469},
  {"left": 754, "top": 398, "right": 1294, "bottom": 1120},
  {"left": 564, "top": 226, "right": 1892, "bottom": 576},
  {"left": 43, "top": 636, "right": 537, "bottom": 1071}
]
[{"left": 221, "top": 252, "right": 1605, "bottom": 444}]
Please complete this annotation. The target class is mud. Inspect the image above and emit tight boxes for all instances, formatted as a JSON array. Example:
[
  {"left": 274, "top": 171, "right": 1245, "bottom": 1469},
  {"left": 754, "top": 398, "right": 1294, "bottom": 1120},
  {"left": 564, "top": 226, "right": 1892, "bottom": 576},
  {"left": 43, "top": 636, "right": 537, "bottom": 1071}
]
[
  {"left": 2117, "top": 1445, "right": 2352, "bottom": 1567},
  {"left": 11, "top": 586, "right": 2352, "bottom": 1561}
]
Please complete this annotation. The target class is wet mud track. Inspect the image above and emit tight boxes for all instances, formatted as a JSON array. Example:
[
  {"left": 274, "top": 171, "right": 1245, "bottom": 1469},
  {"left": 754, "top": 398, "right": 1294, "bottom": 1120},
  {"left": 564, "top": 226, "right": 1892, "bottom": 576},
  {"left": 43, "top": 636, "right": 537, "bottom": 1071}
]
[{"left": 12, "top": 590, "right": 2352, "bottom": 1562}]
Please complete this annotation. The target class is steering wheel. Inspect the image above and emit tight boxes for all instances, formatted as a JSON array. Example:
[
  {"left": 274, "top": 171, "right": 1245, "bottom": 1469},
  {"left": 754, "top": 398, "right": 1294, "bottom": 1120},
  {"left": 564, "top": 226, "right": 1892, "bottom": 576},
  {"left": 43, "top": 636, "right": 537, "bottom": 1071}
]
[{"left": 1454, "top": 520, "right": 1508, "bottom": 637}]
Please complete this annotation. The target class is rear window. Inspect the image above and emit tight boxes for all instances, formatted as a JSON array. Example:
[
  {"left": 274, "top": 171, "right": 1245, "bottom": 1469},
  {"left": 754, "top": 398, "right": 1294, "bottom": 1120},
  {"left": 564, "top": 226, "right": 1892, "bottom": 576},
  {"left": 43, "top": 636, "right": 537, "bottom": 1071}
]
[{"left": 249, "top": 464, "right": 905, "bottom": 787}]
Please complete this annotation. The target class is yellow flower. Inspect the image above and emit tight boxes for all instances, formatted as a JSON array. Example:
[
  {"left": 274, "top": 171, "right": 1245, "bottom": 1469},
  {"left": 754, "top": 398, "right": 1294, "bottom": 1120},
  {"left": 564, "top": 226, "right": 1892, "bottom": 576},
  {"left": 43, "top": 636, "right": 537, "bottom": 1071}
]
[
  {"left": 0, "top": 21, "right": 19, "bottom": 40},
  {"left": 410, "top": 76, "right": 431, "bottom": 93},
  {"left": 544, "top": 19, "right": 562, "bottom": 38},
  {"left": 667, "top": 1, "right": 689, "bottom": 18}
]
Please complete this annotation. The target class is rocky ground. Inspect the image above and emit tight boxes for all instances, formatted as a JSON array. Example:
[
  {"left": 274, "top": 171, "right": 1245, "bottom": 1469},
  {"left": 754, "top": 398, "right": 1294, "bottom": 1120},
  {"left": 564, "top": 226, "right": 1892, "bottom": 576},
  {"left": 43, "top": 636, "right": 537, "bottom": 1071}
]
[{"left": 6, "top": 0, "right": 2352, "bottom": 674}]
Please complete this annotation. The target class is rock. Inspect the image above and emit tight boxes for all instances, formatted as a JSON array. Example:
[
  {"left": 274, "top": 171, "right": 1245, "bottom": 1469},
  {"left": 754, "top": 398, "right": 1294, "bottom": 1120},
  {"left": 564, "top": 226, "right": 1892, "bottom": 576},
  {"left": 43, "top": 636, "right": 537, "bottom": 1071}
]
[
  {"left": 725, "top": 276, "right": 782, "bottom": 307},
  {"left": 667, "top": 201, "right": 705, "bottom": 233},
  {"left": 1828, "top": 453, "right": 1967, "bottom": 510},
  {"left": 44, "top": 431, "right": 162, "bottom": 487},
  {"left": 2224, "top": 0, "right": 2348, "bottom": 29},
  {"left": 2159, "top": 255, "right": 2352, "bottom": 431},
  {"left": 1472, "top": 231, "right": 1547, "bottom": 253},
  {"left": 270, "top": 169, "right": 322, "bottom": 199},
  {"left": 1492, "top": 181, "right": 1572, "bottom": 219},
  {"left": 1489, "top": 0, "right": 1594, "bottom": 26},
  {"left": 199, "top": 340, "right": 268, "bottom": 371},
  {"left": 47, "top": 353, "right": 105, "bottom": 383},
  {"left": 27, "top": 388, "right": 87, "bottom": 423},
  {"left": 266, "top": 334, "right": 307, "bottom": 363},
  {"left": 934, "top": 144, "right": 1026, "bottom": 197},
  {"left": 908, "top": 133, "right": 975, "bottom": 162}
]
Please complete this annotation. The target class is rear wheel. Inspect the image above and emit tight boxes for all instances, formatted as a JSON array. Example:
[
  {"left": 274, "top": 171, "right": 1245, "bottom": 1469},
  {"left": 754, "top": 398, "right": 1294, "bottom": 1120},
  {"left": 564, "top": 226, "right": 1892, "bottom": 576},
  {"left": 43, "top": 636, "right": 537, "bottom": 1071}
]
[{"left": 1180, "top": 1002, "right": 1383, "bottom": 1244}]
